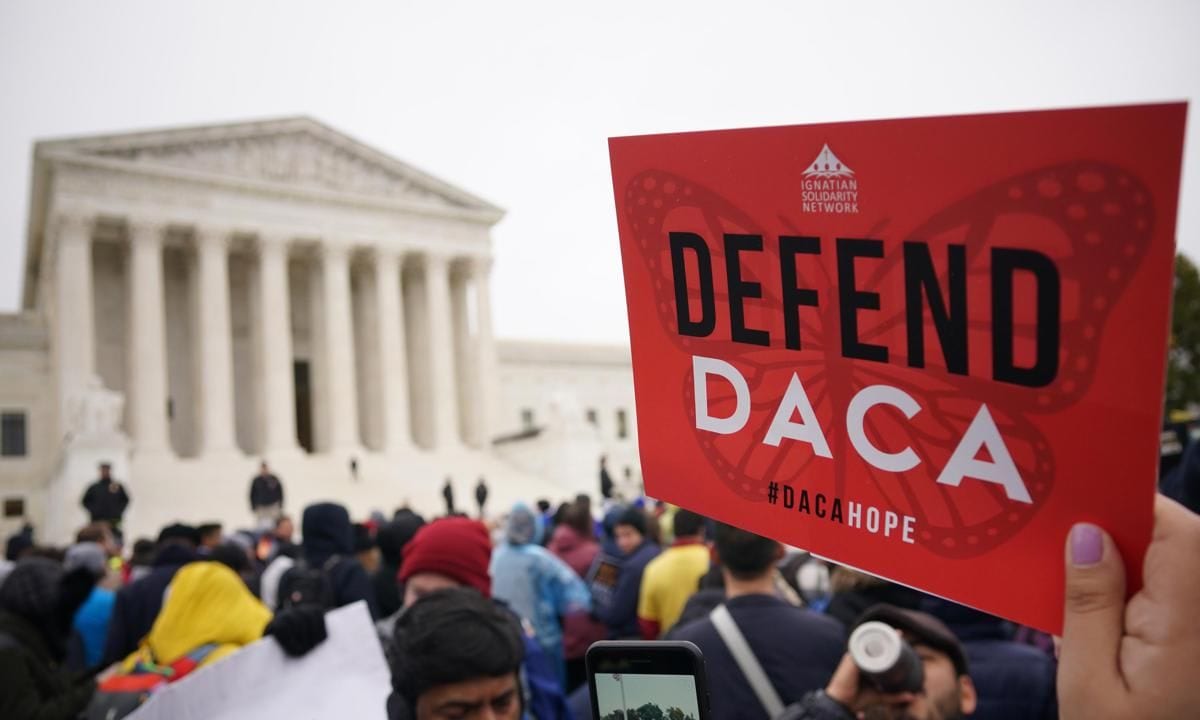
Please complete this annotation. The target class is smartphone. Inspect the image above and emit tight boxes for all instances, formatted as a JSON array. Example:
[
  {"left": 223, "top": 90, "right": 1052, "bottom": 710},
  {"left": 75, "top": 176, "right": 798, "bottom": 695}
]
[{"left": 586, "top": 641, "right": 712, "bottom": 720}]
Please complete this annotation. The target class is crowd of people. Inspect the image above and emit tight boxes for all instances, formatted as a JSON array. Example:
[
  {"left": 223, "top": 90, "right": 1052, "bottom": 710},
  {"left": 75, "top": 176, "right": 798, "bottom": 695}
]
[{"left": 0, "top": 443, "right": 1199, "bottom": 719}]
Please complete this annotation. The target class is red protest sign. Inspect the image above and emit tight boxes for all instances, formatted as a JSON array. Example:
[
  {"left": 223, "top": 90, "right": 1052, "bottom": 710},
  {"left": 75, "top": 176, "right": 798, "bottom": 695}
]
[{"left": 610, "top": 103, "right": 1187, "bottom": 632}]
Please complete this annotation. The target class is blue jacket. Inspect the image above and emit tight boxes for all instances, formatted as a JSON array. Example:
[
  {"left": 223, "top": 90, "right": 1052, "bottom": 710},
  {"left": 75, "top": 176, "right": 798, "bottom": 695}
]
[
  {"left": 72, "top": 587, "right": 114, "bottom": 669},
  {"left": 595, "top": 541, "right": 659, "bottom": 639},
  {"left": 491, "top": 543, "right": 591, "bottom": 656}
]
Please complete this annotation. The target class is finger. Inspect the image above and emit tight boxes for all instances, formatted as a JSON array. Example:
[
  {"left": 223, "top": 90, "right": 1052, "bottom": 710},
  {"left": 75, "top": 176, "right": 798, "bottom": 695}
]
[
  {"left": 1058, "top": 522, "right": 1126, "bottom": 700},
  {"left": 1151, "top": 493, "right": 1200, "bottom": 545}
]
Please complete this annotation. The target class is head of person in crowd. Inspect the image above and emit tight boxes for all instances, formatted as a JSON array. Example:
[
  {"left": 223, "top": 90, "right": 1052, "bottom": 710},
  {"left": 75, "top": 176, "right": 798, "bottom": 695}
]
[
  {"left": 63, "top": 542, "right": 108, "bottom": 581},
  {"left": 839, "top": 604, "right": 976, "bottom": 720},
  {"left": 389, "top": 587, "right": 524, "bottom": 720},
  {"left": 503, "top": 503, "right": 543, "bottom": 547},
  {"left": 354, "top": 522, "right": 381, "bottom": 574},
  {"left": 378, "top": 511, "right": 426, "bottom": 574},
  {"left": 211, "top": 541, "right": 252, "bottom": 576},
  {"left": 196, "top": 522, "right": 223, "bottom": 551},
  {"left": 5, "top": 522, "right": 35, "bottom": 562},
  {"left": 125, "top": 537, "right": 156, "bottom": 584},
  {"left": 673, "top": 508, "right": 706, "bottom": 543},
  {"left": 274, "top": 514, "right": 295, "bottom": 543},
  {"left": 301, "top": 502, "right": 354, "bottom": 564},
  {"left": 550, "top": 502, "right": 569, "bottom": 530},
  {"left": 99, "top": 461, "right": 112, "bottom": 481},
  {"left": 614, "top": 506, "right": 649, "bottom": 556},
  {"left": 714, "top": 521, "right": 783, "bottom": 588},
  {"left": 535, "top": 499, "right": 551, "bottom": 516},
  {"left": 259, "top": 460, "right": 271, "bottom": 477},
  {"left": 0, "top": 557, "right": 97, "bottom": 661},
  {"left": 561, "top": 500, "right": 594, "bottom": 540},
  {"left": 119, "top": 561, "right": 272, "bottom": 671},
  {"left": 826, "top": 565, "right": 926, "bottom": 630},
  {"left": 75, "top": 522, "right": 118, "bottom": 557},
  {"left": 399, "top": 517, "right": 492, "bottom": 608},
  {"left": 157, "top": 522, "right": 200, "bottom": 550}
]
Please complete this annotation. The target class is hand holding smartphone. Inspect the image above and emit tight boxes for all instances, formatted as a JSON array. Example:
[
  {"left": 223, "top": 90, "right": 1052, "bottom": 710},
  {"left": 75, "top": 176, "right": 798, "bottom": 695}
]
[{"left": 586, "top": 641, "right": 711, "bottom": 720}]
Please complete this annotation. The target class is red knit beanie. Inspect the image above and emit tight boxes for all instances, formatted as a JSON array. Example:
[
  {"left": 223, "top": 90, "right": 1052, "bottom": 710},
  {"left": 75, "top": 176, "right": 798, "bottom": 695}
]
[{"left": 399, "top": 516, "right": 493, "bottom": 597}]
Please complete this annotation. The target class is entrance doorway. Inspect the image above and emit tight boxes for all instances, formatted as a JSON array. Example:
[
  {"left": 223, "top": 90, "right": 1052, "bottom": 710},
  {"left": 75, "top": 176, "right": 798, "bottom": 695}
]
[{"left": 294, "top": 360, "right": 314, "bottom": 453}]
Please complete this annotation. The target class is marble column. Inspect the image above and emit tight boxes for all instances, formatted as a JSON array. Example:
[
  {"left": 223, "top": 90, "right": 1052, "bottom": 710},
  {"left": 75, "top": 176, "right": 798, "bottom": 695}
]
[
  {"left": 424, "top": 253, "right": 459, "bottom": 448},
  {"left": 256, "top": 232, "right": 300, "bottom": 455},
  {"left": 320, "top": 243, "right": 360, "bottom": 451},
  {"left": 375, "top": 248, "right": 411, "bottom": 452},
  {"left": 450, "top": 264, "right": 473, "bottom": 445},
  {"left": 53, "top": 211, "right": 96, "bottom": 424},
  {"left": 193, "top": 226, "right": 238, "bottom": 455},
  {"left": 470, "top": 257, "right": 497, "bottom": 449},
  {"left": 125, "top": 220, "right": 170, "bottom": 454}
]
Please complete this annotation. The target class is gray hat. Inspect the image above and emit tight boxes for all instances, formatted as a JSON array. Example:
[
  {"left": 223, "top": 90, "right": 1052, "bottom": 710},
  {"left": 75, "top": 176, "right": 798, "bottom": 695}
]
[{"left": 64, "top": 542, "right": 108, "bottom": 578}]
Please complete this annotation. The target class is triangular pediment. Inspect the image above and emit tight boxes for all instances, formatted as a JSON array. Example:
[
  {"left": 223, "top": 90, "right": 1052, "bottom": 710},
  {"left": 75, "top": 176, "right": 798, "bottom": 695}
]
[{"left": 37, "top": 117, "right": 499, "bottom": 212}]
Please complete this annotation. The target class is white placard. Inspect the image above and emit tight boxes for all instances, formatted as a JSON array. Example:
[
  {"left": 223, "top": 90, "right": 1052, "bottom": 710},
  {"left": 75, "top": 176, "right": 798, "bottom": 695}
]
[{"left": 127, "top": 601, "right": 390, "bottom": 720}]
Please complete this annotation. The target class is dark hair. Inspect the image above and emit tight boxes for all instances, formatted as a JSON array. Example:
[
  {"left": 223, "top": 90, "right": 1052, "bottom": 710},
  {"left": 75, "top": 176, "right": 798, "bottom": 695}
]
[
  {"left": 562, "top": 501, "right": 594, "bottom": 538},
  {"left": 196, "top": 523, "right": 222, "bottom": 539},
  {"left": 211, "top": 542, "right": 250, "bottom": 574},
  {"left": 673, "top": 509, "right": 706, "bottom": 538},
  {"left": 157, "top": 523, "right": 200, "bottom": 548},
  {"left": 130, "top": 538, "right": 156, "bottom": 566},
  {"left": 391, "top": 587, "right": 524, "bottom": 709},
  {"left": 353, "top": 523, "right": 376, "bottom": 553},
  {"left": 614, "top": 507, "right": 647, "bottom": 537},
  {"left": 535, "top": 499, "right": 551, "bottom": 514},
  {"left": 75, "top": 522, "right": 112, "bottom": 545},
  {"left": 714, "top": 522, "right": 780, "bottom": 580}
]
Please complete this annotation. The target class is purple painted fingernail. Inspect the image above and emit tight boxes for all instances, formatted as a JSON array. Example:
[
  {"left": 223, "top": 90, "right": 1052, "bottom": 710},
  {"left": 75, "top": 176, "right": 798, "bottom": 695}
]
[{"left": 1070, "top": 524, "right": 1104, "bottom": 567}]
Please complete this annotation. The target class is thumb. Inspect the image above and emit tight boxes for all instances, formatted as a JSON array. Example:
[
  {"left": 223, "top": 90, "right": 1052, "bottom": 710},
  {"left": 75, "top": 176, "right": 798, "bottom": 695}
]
[{"left": 1057, "top": 522, "right": 1126, "bottom": 702}]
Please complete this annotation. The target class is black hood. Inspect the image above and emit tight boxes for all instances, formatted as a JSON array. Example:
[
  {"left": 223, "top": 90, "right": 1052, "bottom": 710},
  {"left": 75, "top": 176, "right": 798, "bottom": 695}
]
[
  {"left": 377, "top": 511, "right": 426, "bottom": 568},
  {"left": 302, "top": 502, "right": 354, "bottom": 565}
]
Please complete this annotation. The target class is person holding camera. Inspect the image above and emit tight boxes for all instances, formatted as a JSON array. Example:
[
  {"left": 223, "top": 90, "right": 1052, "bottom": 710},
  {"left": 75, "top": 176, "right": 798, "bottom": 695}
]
[{"left": 786, "top": 604, "right": 977, "bottom": 720}]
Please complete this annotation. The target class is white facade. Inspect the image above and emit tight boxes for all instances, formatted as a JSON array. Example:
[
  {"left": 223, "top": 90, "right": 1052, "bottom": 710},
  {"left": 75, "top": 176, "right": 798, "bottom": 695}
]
[
  {"left": 493, "top": 341, "right": 642, "bottom": 502},
  {"left": 0, "top": 118, "right": 640, "bottom": 543}
]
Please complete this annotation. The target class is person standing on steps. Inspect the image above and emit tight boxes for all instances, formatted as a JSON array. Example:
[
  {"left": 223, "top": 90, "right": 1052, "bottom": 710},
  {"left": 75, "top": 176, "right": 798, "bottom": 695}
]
[
  {"left": 249, "top": 461, "right": 285, "bottom": 529},
  {"left": 442, "top": 477, "right": 456, "bottom": 516},
  {"left": 475, "top": 477, "right": 489, "bottom": 519}
]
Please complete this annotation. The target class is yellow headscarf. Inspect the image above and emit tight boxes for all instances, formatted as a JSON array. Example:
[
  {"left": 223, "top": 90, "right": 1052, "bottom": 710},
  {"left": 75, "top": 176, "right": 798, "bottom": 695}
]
[{"left": 122, "top": 561, "right": 273, "bottom": 672}]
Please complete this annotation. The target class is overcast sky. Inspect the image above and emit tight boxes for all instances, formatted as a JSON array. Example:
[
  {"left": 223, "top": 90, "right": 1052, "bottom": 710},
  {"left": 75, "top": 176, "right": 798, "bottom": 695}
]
[{"left": 1, "top": 1, "right": 1196, "bottom": 345}]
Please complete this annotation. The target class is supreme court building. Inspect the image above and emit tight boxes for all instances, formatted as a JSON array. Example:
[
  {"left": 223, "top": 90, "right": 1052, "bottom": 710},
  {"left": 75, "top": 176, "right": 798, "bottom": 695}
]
[{"left": 0, "top": 118, "right": 641, "bottom": 542}]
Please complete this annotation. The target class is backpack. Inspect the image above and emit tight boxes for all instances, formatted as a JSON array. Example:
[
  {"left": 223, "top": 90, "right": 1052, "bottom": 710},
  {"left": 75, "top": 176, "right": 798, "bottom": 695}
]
[{"left": 276, "top": 555, "right": 341, "bottom": 611}]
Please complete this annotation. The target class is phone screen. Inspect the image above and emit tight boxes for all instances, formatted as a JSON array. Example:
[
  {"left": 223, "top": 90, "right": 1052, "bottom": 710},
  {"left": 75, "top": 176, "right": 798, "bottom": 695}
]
[
  {"left": 592, "top": 672, "right": 702, "bottom": 720},
  {"left": 587, "top": 641, "right": 709, "bottom": 720}
]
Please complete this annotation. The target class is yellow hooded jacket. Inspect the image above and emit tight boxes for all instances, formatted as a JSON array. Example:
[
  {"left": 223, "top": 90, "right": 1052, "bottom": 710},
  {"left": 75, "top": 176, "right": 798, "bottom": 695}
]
[{"left": 122, "top": 562, "right": 272, "bottom": 672}]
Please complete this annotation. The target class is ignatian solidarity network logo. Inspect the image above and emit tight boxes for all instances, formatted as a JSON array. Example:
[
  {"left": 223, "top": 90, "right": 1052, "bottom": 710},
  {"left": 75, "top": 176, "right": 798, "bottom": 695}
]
[{"left": 802, "top": 143, "right": 859, "bottom": 214}]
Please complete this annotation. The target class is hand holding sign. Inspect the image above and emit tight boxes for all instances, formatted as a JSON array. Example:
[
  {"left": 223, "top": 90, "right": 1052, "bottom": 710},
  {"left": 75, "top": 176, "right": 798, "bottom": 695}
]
[
  {"left": 1058, "top": 495, "right": 1200, "bottom": 719},
  {"left": 610, "top": 103, "right": 1187, "bottom": 631}
]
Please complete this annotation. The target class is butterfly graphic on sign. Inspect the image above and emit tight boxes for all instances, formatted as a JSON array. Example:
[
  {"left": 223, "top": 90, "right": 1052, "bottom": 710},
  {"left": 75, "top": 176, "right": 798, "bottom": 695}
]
[{"left": 621, "top": 162, "right": 1153, "bottom": 558}]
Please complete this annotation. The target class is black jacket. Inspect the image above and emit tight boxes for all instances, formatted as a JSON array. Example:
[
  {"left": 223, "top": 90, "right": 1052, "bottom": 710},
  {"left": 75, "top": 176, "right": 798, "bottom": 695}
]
[
  {"left": 301, "top": 503, "right": 380, "bottom": 619},
  {"left": 250, "top": 473, "right": 285, "bottom": 509},
  {"left": 372, "top": 562, "right": 403, "bottom": 619},
  {"left": 101, "top": 543, "right": 195, "bottom": 667},
  {"left": 81, "top": 479, "right": 129, "bottom": 524},
  {"left": 0, "top": 610, "right": 96, "bottom": 720}
]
